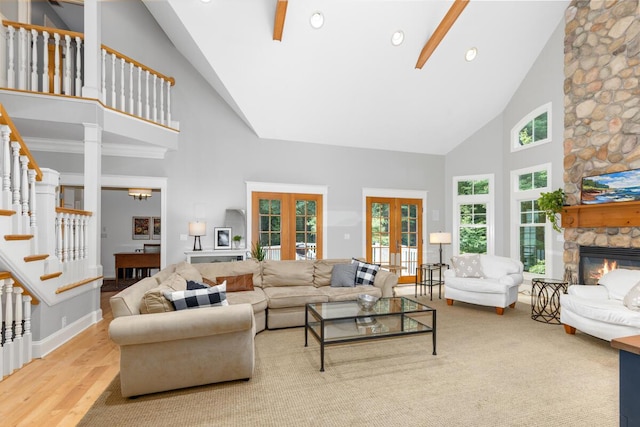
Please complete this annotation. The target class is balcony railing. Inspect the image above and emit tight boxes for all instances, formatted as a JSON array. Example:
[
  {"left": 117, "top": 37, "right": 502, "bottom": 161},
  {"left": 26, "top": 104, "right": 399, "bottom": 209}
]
[{"left": 2, "top": 20, "right": 175, "bottom": 127}]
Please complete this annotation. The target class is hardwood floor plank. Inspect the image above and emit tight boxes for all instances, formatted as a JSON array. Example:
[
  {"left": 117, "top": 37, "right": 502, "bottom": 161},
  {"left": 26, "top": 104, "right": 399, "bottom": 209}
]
[{"left": 0, "top": 292, "right": 119, "bottom": 427}]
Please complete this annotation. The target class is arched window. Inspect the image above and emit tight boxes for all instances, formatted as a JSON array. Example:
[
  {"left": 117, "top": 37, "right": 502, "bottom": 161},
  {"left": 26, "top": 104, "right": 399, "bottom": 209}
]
[{"left": 511, "top": 102, "right": 552, "bottom": 152}]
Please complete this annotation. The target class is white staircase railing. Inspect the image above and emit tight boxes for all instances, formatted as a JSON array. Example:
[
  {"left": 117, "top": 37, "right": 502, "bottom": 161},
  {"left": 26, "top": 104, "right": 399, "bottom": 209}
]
[
  {"left": 1, "top": 275, "right": 32, "bottom": 380},
  {"left": 2, "top": 20, "right": 175, "bottom": 127}
]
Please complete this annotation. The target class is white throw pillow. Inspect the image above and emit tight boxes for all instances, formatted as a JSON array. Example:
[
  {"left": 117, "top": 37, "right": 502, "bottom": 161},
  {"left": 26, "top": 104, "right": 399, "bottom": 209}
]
[
  {"left": 451, "top": 254, "right": 484, "bottom": 278},
  {"left": 623, "top": 281, "right": 640, "bottom": 311},
  {"left": 598, "top": 269, "right": 640, "bottom": 300}
]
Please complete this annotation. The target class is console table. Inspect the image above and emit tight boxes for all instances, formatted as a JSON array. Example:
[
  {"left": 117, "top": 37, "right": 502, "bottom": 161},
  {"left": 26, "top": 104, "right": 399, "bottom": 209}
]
[
  {"left": 114, "top": 252, "right": 160, "bottom": 288},
  {"left": 185, "top": 249, "right": 248, "bottom": 263}
]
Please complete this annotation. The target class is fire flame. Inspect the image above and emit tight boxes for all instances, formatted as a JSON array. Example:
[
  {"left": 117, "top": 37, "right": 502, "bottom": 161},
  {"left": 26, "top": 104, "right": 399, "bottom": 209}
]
[{"left": 589, "top": 259, "right": 618, "bottom": 280}]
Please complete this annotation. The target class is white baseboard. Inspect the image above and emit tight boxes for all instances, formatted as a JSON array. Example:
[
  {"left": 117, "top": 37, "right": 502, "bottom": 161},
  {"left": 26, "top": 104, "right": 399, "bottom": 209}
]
[{"left": 32, "top": 308, "right": 103, "bottom": 358}]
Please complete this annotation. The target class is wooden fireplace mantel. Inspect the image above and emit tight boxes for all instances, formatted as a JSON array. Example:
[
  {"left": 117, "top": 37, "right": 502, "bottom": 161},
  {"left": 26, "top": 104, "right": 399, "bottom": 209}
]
[{"left": 561, "top": 200, "right": 640, "bottom": 228}]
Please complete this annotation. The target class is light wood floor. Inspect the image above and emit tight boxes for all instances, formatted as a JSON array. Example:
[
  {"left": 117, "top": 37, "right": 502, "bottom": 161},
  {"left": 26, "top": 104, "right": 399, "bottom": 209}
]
[{"left": 0, "top": 292, "right": 120, "bottom": 427}]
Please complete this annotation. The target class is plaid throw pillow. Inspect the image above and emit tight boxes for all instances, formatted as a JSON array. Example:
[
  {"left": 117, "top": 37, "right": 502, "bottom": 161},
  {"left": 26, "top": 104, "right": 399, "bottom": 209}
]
[
  {"left": 164, "top": 282, "right": 228, "bottom": 310},
  {"left": 352, "top": 258, "right": 380, "bottom": 286}
]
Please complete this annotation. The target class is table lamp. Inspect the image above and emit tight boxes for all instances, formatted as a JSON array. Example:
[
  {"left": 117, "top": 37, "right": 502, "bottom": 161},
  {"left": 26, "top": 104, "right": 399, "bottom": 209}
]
[
  {"left": 189, "top": 221, "right": 206, "bottom": 251},
  {"left": 429, "top": 232, "right": 452, "bottom": 266}
]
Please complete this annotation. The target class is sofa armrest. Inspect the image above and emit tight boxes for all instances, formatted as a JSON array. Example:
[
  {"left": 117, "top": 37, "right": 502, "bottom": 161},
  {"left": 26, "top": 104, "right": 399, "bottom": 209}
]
[
  {"left": 374, "top": 270, "right": 398, "bottom": 297},
  {"left": 499, "top": 273, "right": 524, "bottom": 287},
  {"left": 109, "top": 303, "right": 254, "bottom": 346},
  {"left": 567, "top": 284, "right": 609, "bottom": 300}
]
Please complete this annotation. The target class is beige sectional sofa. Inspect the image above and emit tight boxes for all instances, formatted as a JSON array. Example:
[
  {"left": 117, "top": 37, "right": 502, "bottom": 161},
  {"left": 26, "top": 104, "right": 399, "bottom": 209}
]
[{"left": 108, "top": 258, "right": 398, "bottom": 397}]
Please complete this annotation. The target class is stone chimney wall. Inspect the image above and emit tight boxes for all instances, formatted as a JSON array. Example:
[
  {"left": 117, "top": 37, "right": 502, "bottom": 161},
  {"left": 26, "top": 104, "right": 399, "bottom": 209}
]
[{"left": 563, "top": 0, "right": 640, "bottom": 277}]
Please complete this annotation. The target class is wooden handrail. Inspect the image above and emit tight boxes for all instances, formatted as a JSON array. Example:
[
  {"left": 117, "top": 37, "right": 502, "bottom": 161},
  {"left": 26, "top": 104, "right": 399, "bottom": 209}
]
[
  {"left": 55, "top": 275, "right": 103, "bottom": 294},
  {"left": 2, "top": 19, "right": 84, "bottom": 40},
  {"left": 0, "top": 103, "right": 43, "bottom": 181},
  {"left": 0, "top": 271, "right": 40, "bottom": 304},
  {"left": 55, "top": 207, "right": 93, "bottom": 216},
  {"left": 2, "top": 20, "right": 175, "bottom": 86}
]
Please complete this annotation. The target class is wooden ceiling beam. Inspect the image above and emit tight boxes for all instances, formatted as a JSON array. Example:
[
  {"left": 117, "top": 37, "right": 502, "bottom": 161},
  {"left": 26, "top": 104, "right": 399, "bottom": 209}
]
[
  {"left": 415, "top": 0, "right": 470, "bottom": 69},
  {"left": 273, "top": 0, "right": 288, "bottom": 41}
]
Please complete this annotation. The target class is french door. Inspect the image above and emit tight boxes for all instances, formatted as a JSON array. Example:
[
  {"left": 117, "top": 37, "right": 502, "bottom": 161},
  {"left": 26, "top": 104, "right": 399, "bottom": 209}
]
[
  {"left": 366, "top": 197, "right": 422, "bottom": 284},
  {"left": 251, "top": 192, "right": 322, "bottom": 260}
]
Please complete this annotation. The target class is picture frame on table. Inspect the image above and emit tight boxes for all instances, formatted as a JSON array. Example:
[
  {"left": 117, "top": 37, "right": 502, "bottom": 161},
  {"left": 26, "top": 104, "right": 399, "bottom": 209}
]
[
  {"left": 152, "top": 217, "right": 161, "bottom": 240},
  {"left": 214, "top": 227, "right": 232, "bottom": 250},
  {"left": 133, "top": 216, "right": 150, "bottom": 240},
  {"left": 581, "top": 168, "right": 640, "bottom": 205}
]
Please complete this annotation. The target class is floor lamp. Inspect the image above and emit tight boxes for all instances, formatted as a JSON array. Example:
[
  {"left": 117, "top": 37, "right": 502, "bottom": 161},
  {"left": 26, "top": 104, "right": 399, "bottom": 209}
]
[{"left": 429, "top": 232, "right": 452, "bottom": 266}]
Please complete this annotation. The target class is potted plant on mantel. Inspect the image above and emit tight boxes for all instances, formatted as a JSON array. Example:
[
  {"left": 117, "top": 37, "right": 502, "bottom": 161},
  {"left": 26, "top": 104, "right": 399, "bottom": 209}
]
[
  {"left": 538, "top": 188, "right": 565, "bottom": 233},
  {"left": 232, "top": 235, "right": 242, "bottom": 249}
]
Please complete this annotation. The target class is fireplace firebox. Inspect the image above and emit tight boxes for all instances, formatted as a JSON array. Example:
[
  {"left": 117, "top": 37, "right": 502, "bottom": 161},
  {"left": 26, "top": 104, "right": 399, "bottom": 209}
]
[{"left": 579, "top": 246, "right": 640, "bottom": 285}]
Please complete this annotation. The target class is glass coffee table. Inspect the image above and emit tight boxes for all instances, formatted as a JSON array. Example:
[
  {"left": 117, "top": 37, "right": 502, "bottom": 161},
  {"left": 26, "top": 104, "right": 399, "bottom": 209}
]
[{"left": 305, "top": 297, "right": 436, "bottom": 371}]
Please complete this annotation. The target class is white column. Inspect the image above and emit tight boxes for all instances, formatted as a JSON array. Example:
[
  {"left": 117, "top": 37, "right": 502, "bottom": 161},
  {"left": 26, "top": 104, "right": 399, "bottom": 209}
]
[
  {"left": 42, "top": 31, "right": 50, "bottom": 93},
  {"left": 63, "top": 212, "right": 70, "bottom": 262},
  {"left": 137, "top": 67, "right": 142, "bottom": 117},
  {"left": 30, "top": 29, "right": 38, "bottom": 91},
  {"left": 53, "top": 33, "right": 61, "bottom": 94},
  {"left": 83, "top": 123, "right": 102, "bottom": 277},
  {"left": 63, "top": 35, "right": 71, "bottom": 95},
  {"left": 73, "top": 215, "right": 79, "bottom": 261},
  {"left": 3, "top": 279, "right": 14, "bottom": 376},
  {"left": 166, "top": 81, "right": 172, "bottom": 126},
  {"left": 82, "top": 0, "right": 102, "bottom": 99},
  {"left": 1, "top": 125, "right": 12, "bottom": 209},
  {"left": 13, "top": 287, "right": 23, "bottom": 369},
  {"left": 35, "top": 168, "right": 60, "bottom": 257},
  {"left": 128, "top": 63, "right": 134, "bottom": 114},
  {"left": 22, "top": 295, "right": 32, "bottom": 364},
  {"left": 19, "top": 155, "right": 28, "bottom": 232},
  {"left": 152, "top": 74, "right": 157, "bottom": 123},
  {"left": 11, "top": 141, "right": 21, "bottom": 211},
  {"left": 0, "top": 282, "right": 3, "bottom": 379},
  {"left": 159, "top": 77, "right": 165, "bottom": 125},
  {"left": 119, "top": 58, "right": 125, "bottom": 111},
  {"left": 17, "top": 28, "right": 27, "bottom": 90},
  {"left": 7, "top": 26, "right": 15, "bottom": 89},
  {"left": 0, "top": 22, "right": 8, "bottom": 88},
  {"left": 110, "top": 53, "right": 116, "bottom": 108},
  {"left": 100, "top": 49, "right": 106, "bottom": 103},
  {"left": 75, "top": 36, "right": 82, "bottom": 96}
]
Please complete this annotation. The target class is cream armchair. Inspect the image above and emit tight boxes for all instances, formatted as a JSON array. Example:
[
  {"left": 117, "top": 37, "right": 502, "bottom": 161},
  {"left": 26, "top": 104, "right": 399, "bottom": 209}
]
[{"left": 444, "top": 254, "right": 524, "bottom": 315}]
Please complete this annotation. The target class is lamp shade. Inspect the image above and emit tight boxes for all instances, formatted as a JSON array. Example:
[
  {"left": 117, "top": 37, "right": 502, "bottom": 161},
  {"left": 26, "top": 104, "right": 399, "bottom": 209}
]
[
  {"left": 188, "top": 221, "right": 206, "bottom": 236},
  {"left": 429, "top": 232, "right": 452, "bottom": 244}
]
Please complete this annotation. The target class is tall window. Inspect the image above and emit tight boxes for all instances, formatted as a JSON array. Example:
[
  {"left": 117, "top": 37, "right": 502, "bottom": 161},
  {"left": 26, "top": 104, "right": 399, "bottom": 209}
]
[
  {"left": 511, "top": 102, "right": 552, "bottom": 152},
  {"left": 510, "top": 164, "right": 552, "bottom": 276},
  {"left": 453, "top": 175, "right": 494, "bottom": 255}
]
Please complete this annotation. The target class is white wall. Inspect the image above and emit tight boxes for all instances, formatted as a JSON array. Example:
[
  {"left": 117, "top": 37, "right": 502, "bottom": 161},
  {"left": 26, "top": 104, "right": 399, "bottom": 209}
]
[{"left": 101, "top": 188, "right": 161, "bottom": 278}]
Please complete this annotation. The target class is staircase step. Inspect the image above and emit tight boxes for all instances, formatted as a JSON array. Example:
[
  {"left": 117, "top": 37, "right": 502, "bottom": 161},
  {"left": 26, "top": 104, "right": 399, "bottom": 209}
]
[
  {"left": 5, "top": 234, "right": 34, "bottom": 241},
  {"left": 0, "top": 209, "right": 16, "bottom": 216},
  {"left": 24, "top": 254, "right": 50, "bottom": 262},
  {"left": 40, "top": 271, "right": 63, "bottom": 281}
]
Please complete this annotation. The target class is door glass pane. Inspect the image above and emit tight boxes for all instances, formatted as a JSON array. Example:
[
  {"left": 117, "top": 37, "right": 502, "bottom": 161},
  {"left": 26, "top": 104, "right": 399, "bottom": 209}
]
[
  {"left": 370, "top": 202, "right": 390, "bottom": 266},
  {"left": 400, "top": 203, "right": 419, "bottom": 276},
  {"left": 258, "top": 198, "right": 282, "bottom": 260},
  {"left": 295, "top": 199, "right": 317, "bottom": 260}
]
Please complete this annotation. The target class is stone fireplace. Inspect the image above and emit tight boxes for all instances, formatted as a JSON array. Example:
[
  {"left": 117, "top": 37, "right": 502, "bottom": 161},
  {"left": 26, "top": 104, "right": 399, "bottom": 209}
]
[{"left": 563, "top": 0, "right": 640, "bottom": 279}]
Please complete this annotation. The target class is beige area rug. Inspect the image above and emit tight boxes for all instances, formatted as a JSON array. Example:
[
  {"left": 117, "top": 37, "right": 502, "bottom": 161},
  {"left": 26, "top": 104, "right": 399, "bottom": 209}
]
[{"left": 79, "top": 292, "right": 618, "bottom": 427}]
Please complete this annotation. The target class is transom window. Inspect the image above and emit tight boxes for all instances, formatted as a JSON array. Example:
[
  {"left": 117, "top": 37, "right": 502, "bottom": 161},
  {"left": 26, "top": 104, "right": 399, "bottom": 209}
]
[
  {"left": 453, "top": 175, "right": 494, "bottom": 255},
  {"left": 511, "top": 102, "right": 552, "bottom": 152}
]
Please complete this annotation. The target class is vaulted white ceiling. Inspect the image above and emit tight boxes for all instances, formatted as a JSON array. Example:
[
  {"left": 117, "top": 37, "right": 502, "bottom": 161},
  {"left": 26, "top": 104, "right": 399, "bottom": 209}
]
[{"left": 145, "top": 1, "right": 568, "bottom": 155}]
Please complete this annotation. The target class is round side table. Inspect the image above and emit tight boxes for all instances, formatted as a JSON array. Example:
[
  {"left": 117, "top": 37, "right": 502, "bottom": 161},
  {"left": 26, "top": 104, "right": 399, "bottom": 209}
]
[{"left": 531, "top": 278, "right": 568, "bottom": 324}]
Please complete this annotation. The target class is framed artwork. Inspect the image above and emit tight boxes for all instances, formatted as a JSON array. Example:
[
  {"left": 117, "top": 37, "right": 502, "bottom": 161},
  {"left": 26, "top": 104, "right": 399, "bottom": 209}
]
[
  {"left": 152, "top": 217, "right": 161, "bottom": 240},
  {"left": 581, "top": 168, "right": 640, "bottom": 205},
  {"left": 133, "top": 216, "right": 150, "bottom": 240},
  {"left": 214, "top": 227, "right": 232, "bottom": 250}
]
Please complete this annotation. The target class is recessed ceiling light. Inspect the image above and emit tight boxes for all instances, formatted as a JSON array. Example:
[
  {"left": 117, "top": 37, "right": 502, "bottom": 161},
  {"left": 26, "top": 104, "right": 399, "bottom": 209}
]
[
  {"left": 465, "top": 47, "right": 478, "bottom": 62},
  {"left": 310, "top": 12, "right": 324, "bottom": 29},
  {"left": 200, "top": 0, "right": 212, "bottom": 3},
  {"left": 391, "top": 31, "right": 404, "bottom": 46}
]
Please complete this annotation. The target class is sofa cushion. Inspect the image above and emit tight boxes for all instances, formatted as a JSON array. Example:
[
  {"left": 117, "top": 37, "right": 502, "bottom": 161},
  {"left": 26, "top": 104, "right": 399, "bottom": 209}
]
[
  {"left": 330, "top": 263, "right": 357, "bottom": 287},
  {"left": 598, "top": 269, "right": 640, "bottom": 301},
  {"left": 561, "top": 293, "right": 640, "bottom": 327},
  {"left": 225, "top": 287, "right": 268, "bottom": 313},
  {"left": 175, "top": 261, "right": 203, "bottom": 283},
  {"left": 208, "top": 273, "right": 255, "bottom": 292},
  {"left": 262, "top": 260, "right": 314, "bottom": 287},
  {"left": 196, "top": 260, "right": 263, "bottom": 288},
  {"left": 352, "top": 259, "right": 380, "bottom": 286},
  {"left": 451, "top": 254, "right": 484, "bottom": 278},
  {"left": 164, "top": 282, "right": 228, "bottom": 310},
  {"left": 623, "top": 281, "right": 640, "bottom": 311},
  {"left": 480, "top": 255, "right": 521, "bottom": 279},
  {"left": 314, "top": 259, "right": 353, "bottom": 287},
  {"left": 187, "top": 280, "right": 210, "bottom": 290},
  {"left": 262, "top": 286, "right": 328, "bottom": 308},
  {"left": 139, "top": 273, "right": 188, "bottom": 314},
  {"left": 445, "top": 276, "right": 509, "bottom": 294},
  {"left": 321, "top": 285, "right": 382, "bottom": 302}
]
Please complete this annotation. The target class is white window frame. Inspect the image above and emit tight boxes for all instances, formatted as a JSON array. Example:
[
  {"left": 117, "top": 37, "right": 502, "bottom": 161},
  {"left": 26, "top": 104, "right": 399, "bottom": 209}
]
[
  {"left": 452, "top": 174, "right": 494, "bottom": 256},
  {"left": 509, "top": 163, "right": 553, "bottom": 280},
  {"left": 511, "top": 102, "right": 552, "bottom": 152}
]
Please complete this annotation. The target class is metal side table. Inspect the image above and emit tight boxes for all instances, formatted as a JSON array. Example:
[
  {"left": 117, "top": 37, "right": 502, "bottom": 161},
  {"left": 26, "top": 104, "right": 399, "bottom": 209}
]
[
  {"left": 530, "top": 278, "right": 568, "bottom": 324},
  {"left": 415, "top": 263, "right": 448, "bottom": 300}
]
